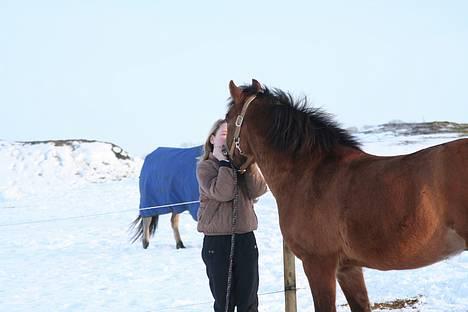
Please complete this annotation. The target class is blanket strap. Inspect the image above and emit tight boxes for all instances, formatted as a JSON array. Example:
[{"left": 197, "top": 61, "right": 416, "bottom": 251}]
[{"left": 139, "top": 200, "right": 200, "bottom": 211}]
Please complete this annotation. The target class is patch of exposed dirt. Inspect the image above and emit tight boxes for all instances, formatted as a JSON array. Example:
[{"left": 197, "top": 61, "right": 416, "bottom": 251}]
[
  {"left": 339, "top": 295, "right": 422, "bottom": 311},
  {"left": 372, "top": 295, "right": 421, "bottom": 310}
]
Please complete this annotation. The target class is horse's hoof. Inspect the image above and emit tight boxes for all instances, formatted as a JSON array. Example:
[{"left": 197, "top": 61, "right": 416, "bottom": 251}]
[
  {"left": 142, "top": 240, "right": 149, "bottom": 249},
  {"left": 176, "top": 241, "right": 185, "bottom": 249}
]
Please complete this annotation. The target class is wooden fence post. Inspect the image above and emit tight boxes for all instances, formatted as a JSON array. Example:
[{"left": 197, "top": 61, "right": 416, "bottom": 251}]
[{"left": 283, "top": 240, "right": 297, "bottom": 312}]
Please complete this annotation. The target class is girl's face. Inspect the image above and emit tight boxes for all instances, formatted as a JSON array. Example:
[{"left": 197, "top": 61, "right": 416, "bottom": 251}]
[{"left": 210, "top": 122, "right": 228, "bottom": 147}]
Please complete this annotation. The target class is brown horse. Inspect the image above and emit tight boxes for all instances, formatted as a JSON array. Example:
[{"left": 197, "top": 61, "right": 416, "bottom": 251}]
[{"left": 225, "top": 79, "right": 468, "bottom": 312}]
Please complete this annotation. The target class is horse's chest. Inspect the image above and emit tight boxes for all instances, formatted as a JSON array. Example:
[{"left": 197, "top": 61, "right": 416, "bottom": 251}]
[{"left": 277, "top": 201, "right": 342, "bottom": 256}]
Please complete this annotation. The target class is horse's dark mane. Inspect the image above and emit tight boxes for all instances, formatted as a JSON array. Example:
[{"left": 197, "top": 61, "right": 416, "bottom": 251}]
[{"left": 228, "top": 85, "right": 361, "bottom": 153}]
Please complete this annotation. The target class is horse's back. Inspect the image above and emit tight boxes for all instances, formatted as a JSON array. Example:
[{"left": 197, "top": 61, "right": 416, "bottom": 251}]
[
  {"left": 421, "top": 139, "right": 468, "bottom": 226},
  {"left": 437, "top": 138, "right": 468, "bottom": 193},
  {"left": 436, "top": 139, "right": 468, "bottom": 239},
  {"left": 339, "top": 138, "right": 467, "bottom": 269},
  {"left": 403, "top": 138, "right": 467, "bottom": 205},
  {"left": 348, "top": 138, "right": 467, "bottom": 207}
]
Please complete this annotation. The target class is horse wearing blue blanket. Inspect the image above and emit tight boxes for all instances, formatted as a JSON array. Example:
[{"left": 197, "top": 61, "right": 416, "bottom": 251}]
[{"left": 130, "top": 145, "right": 203, "bottom": 249}]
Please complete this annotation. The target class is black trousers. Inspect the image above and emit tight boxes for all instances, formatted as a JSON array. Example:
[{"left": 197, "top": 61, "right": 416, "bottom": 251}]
[{"left": 202, "top": 232, "right": 259, "bottom": 312}]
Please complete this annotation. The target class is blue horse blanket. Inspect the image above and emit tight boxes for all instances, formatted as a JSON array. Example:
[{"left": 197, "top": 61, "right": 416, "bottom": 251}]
[{"left": 139, "top": 145, "right": 203, "bottom": 220}]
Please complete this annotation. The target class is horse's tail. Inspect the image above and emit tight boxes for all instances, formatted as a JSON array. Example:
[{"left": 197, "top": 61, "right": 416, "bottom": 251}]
[{"left": 128, "top": 215, "right": 159, "bottom": 243}]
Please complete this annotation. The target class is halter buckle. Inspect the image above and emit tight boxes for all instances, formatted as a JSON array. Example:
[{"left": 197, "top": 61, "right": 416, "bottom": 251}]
[{"left": 235, "top": 115, "right": 244, "bottom": 127}]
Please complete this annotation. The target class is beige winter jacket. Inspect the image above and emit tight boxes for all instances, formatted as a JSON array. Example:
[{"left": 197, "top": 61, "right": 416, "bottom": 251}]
[{"left": 196, "top": 154, "right": 268, "bottom": 235}]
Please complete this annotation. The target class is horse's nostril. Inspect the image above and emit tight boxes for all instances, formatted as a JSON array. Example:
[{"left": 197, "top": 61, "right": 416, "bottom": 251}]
[{"left": 142, "top": 240, "right": 149, "bottom": 249}]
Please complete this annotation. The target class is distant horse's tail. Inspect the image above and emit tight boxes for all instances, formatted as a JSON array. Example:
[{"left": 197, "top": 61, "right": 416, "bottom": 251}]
[{"left": 128, "top": 215, "right": 159, "bottom": 243}]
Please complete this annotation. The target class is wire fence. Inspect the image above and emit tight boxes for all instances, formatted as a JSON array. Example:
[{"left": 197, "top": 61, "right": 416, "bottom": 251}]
[
  {"left": 0, "top": 201, "right": 199, "bottom": 227},
  {"left": 0, "top": 208, "right": 136, "bottom": 227},
  {"left": 0, "top": 202, "right": 306, "bottom": 310},
  {"left": 156, "top": 287, "right": 308, "bottom": 311}
]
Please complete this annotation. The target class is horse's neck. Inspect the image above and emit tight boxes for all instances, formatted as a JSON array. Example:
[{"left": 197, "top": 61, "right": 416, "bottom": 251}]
[
  {"left": 255, "top": 154, "right": 295, "bottom": 193},
  {"left": 248, "top": 131, "right": 322, "bottom": 197},
  {"left": 249, "top": 127, "right": 364, "bottom": 201}
]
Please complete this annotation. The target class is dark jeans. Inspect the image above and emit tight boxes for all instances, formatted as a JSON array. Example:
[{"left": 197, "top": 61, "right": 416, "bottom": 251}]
[{"left": 202, "top": 232, "right": 259, "bottom": 312}]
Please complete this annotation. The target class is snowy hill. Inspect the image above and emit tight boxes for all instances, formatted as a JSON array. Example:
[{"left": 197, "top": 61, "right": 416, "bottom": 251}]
[
  {"left": 0, "top": 139, "right": 143, "bottom": 200},
  {"left": 360, "top": 121, "right": 468, "bottom": 136}
]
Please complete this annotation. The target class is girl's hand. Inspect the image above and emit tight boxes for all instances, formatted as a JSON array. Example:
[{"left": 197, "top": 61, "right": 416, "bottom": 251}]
[{"left": 213, "top": 145, "right": 227, "bottom": 161}]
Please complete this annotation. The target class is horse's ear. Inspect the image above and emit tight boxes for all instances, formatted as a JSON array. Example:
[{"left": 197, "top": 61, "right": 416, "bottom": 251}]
[
  {"left": 229, "top": 80, "right": 242, "bottom": 105},
  {"left": 252, "top": 79, "right": 263, "bottom": 93}
]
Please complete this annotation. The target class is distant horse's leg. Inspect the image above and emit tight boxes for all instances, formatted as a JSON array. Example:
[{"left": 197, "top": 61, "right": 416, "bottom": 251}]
[
  {"left": 171, "top": 213, "right": 185, "bottom": 249},
  {"left": 302, "top": 255, "right": 338, "bottom": 312},
  {"left": 337, "top": 265, "right": 371, "bottom": 312},
  {"left": 142, "top": 217, "right": 152, "bottom": 249}
]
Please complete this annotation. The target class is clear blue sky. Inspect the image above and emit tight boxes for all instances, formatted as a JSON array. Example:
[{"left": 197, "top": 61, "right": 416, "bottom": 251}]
[{"left": 1, "top": 1, "right": 467, "bottom": 156}]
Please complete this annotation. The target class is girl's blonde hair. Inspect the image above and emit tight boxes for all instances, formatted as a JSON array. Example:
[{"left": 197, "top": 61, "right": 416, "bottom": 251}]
[{"left": 201, "top": 119, "right": 226, "bottom": 161}]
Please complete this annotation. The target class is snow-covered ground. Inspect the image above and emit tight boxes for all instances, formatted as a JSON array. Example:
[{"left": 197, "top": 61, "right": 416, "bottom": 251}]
[{"left": 0, "top": 128, "right": 466, "bottom": 311}]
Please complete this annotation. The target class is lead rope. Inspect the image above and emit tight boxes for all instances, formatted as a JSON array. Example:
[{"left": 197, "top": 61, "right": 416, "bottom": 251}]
[{"left": 224, "top": 167, "right": 239, "bottom": 312}]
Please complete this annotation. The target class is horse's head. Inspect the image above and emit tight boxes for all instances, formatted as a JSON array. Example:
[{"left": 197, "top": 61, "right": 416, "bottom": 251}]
[{"left": 225, "top": 79, "right": 263, "bottom": 172}]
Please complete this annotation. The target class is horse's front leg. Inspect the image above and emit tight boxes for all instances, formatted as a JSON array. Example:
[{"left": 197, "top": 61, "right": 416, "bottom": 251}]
[
  {"left": 337, "top": 265, "right": 371, "bottom": 312},
  {"left": 171, "top": 213, "right": 185, "bottom": 249},
  {"left": 302, "top": 255, "right": 338, "bottom": 312}
]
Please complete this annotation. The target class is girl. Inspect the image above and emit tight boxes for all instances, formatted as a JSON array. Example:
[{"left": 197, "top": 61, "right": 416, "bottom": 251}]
[{"left": 197, "top": 119, "right": 267, "bottom": 312}]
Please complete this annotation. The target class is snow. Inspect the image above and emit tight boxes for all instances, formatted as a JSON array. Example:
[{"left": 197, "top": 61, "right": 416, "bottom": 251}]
[
  {"left": 0, "top": 140, "right": 142, "bottom": 200},
  {"left": 0, "top": 130, "right": 466, "bottom": 311}
]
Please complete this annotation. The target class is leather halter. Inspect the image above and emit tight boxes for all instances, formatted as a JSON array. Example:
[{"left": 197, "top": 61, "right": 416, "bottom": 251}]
[{"left": 228, "top": 94, "right": 257, "bottom": 171}]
